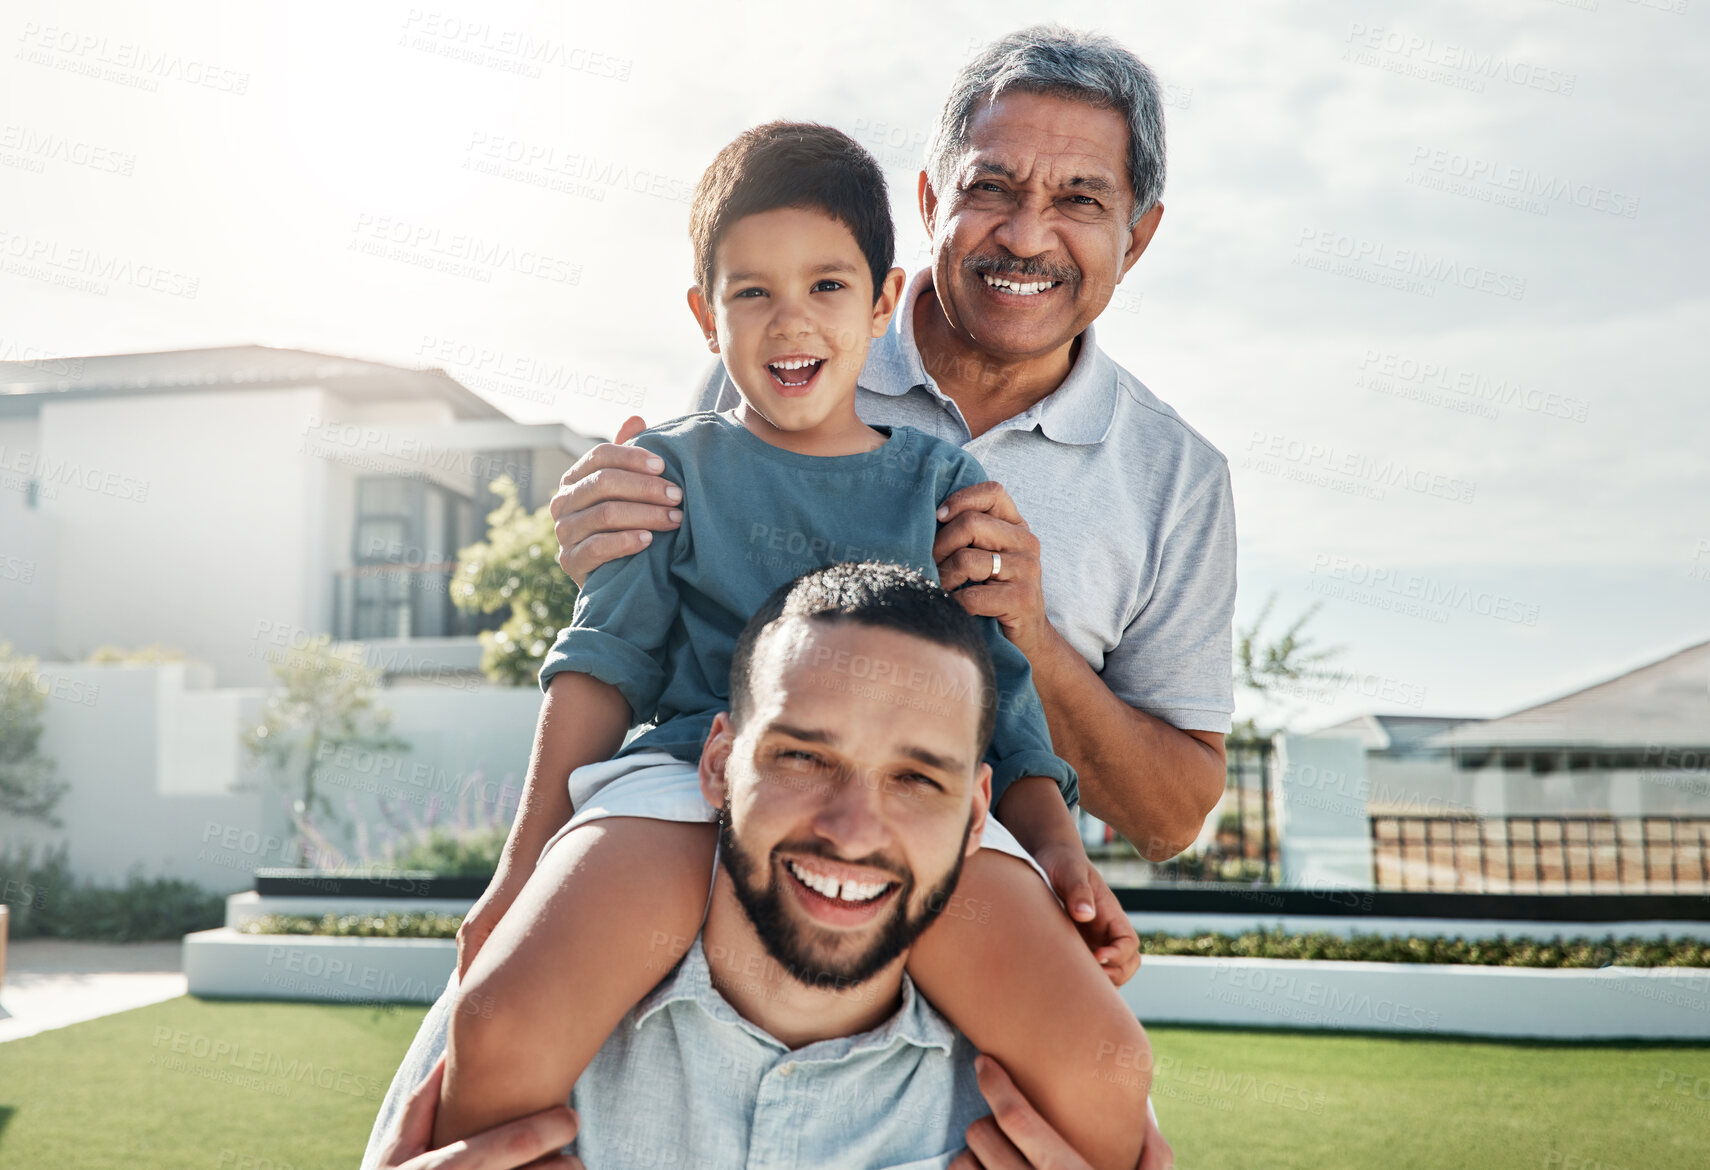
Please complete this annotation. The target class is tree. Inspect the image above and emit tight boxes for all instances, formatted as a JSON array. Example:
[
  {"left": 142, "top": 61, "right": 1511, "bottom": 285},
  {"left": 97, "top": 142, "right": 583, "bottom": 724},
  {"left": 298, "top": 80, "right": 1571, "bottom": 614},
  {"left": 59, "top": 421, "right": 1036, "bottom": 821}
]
[
  {"left": 0, "top": 643, "right": 66, "bottom": 823},
  {"left": 1232, "top": 593, "right": 1345, "bottom": 740},
  {"left": 241, "top": 635, "right": 407, "bottom": 864},
  {"left": 450, "top": 475, "right": 580, "bottom": 686}
]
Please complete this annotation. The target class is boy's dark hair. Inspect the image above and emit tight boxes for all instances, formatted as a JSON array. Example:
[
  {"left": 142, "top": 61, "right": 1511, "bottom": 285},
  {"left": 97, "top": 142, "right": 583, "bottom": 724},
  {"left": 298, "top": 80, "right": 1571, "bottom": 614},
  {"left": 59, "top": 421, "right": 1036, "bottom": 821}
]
[
  {"left": 690, "top": 121, "right": 895, "bottom": 304},
  {"left": 728, "top": 562, "right": 997, "bottom": 758}
]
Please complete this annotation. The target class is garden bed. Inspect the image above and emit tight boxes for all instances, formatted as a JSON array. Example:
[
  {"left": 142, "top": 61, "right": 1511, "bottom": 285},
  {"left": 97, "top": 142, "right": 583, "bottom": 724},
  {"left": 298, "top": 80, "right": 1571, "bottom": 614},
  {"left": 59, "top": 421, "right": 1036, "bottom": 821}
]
[
  {"left": 1138, "top": 930, "right": 1710, "bottom": 967},
  {"left": 232, "top": 911, "right": 1710, "bottom": 969}
]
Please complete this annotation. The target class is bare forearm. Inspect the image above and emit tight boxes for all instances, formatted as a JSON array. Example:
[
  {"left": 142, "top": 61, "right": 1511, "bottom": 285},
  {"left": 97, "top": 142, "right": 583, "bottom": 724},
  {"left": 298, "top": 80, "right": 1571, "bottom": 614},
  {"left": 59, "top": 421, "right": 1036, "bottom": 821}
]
[
  {"left": 500, "top": 671, "right": 632, "bottom": 873},
  {"left": 993, "top": 775, "right": 1082, "bottom": 857},
  {"left": 1025, "top": 627, "right": 1225, "bottom": 860}
]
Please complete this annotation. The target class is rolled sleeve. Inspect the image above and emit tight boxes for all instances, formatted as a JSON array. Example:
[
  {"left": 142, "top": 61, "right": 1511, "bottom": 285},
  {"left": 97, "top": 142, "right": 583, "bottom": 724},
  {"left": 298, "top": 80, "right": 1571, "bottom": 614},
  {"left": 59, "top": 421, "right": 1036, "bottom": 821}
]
[
  {"left": 1102, "top": 462, "right": 1237, "bottom": 734},
  {"left": 538, "top": 626, "right": 667, "bottom": 723},
  {"left": 989, "top": 749, "right": 1078, "bottom": 809},
  {"left": 535, "top": 436, "right": 684, "bottom": 724}
]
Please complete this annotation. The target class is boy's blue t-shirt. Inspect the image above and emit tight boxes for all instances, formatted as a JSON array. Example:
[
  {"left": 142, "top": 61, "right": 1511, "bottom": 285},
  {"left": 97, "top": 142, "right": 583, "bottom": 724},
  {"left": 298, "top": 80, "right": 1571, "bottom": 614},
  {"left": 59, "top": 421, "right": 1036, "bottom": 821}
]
[{"left": 537, "top": 410, "right": 1076, "bottom": 808}]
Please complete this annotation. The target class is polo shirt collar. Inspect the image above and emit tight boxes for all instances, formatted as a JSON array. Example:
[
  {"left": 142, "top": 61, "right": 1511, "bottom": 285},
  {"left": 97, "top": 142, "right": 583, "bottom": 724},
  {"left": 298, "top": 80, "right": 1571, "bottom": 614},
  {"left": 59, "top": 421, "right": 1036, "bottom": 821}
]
[
  {"left": 634, "top": 934, "right": 958, "bottom": 1057},
  {"left": 863, "top": 266, "right": 1124, "bottom": 447}
]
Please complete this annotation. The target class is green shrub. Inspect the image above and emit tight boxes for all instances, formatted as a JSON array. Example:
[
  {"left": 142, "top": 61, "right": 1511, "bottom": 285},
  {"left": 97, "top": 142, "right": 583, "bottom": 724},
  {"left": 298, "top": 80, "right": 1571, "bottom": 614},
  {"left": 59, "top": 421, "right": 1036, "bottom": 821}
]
[
  {"left": 384, "top": 825, "right": 507, "bottom": 876},
  {"left": 1136, "top": 929, "right": 1710, "bottom": 968},
  {"left": 0, "top": 846, "right": 225, "bottom": 941},
  {"left": 240, "top": 912, "right": 463, "bottom": 939}
]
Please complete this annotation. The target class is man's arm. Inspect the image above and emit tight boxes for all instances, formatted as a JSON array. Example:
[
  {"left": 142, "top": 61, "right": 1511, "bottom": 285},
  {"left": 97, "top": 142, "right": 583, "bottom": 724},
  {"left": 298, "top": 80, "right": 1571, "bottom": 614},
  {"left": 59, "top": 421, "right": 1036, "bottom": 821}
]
[
  {"left": 933, "top": 480, "right": 1230, "bottom": 860},
  {"left": 1025, "top": 635, "right": 1224, "bottom": 861}
]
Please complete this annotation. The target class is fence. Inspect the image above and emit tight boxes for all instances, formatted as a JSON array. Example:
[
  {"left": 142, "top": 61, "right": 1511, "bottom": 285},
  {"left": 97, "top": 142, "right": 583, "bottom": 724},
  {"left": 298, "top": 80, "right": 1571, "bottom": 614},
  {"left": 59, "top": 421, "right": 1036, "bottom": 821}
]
[
  {"left": 1371, "top": 815, "right": 1710, "bottom": 893},
  {"left": 1087, "top": 739, "right": 1279, "bottom": 885}
]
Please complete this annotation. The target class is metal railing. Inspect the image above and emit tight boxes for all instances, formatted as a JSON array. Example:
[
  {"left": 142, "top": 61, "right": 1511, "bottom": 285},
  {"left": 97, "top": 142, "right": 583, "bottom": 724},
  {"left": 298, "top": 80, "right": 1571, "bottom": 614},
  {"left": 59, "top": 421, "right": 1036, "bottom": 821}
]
[
  {"left": 1087, "top": 739, "right": 1279, "bottom": 885},
  {"left": 1371, "top": 815, "right": 1710, "bottom": 893},
  {"left": 331, "top": 564, "right": 497, "bottom": 641}
]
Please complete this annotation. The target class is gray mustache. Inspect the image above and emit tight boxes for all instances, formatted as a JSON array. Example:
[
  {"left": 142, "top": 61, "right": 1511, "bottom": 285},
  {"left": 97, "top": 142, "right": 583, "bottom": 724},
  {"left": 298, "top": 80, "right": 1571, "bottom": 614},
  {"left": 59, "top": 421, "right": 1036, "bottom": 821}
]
[{"left": 962, "top": 253, "right": 1079, "bottom": 284}]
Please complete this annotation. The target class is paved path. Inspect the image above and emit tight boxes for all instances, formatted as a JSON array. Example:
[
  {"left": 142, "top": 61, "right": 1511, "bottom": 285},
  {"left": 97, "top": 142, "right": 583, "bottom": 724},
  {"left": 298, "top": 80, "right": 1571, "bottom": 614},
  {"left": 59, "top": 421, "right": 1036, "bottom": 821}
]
[{"left": 0, "top": 940, "right": 186, "bottom": 1044}]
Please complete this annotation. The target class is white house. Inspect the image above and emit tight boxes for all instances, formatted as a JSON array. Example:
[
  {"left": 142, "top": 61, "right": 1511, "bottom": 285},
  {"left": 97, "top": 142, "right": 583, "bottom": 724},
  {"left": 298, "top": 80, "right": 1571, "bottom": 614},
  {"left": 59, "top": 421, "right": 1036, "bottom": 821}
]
[
  {"left": 0, "top": 346, "right": 598, "bottom": 887},
  {"left": 1, "top": 344, "right": 594, "bottom": 685},
  {"left": 1316, "top": 640, "right": 1710, "bottom": 819}
]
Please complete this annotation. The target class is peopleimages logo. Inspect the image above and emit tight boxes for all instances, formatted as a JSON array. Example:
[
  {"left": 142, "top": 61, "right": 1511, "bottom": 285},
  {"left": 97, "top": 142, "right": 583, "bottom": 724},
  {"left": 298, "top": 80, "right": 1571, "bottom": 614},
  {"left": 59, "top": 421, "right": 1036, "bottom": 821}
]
[
  {"left": 1343, "top": 23, "right": 1578, "bottom": 96},
  {"left": 1245, "top": 431, "right": 1478, "bottom": 505},
  {"left": 1406, "top": 147, "right": 1639, "bottom": 219},
  {"left": 1309, "top": 554, "right": 1542, "bottom": 627},
  {"left": 1294, "top": 228, "right": 1526, "bottom": 301},
  {"left": 1357, "top": 350, "right": 1590, "bottom": 424}
]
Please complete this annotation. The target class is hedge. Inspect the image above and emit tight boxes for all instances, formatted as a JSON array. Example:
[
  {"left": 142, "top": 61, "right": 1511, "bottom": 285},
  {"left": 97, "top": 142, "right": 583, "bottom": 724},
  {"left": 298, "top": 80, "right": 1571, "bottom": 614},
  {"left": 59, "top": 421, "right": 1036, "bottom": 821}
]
[
  {"left": 1137, "top": 930, "right": 1710, "bottom": 968},
  {"left": 233, "top": 913, "right": 1710, "bottom": 967},
  {"left": 239, "top": 912, "right": 465, "bottom": 939},
  {"left": 0, "top": 847, "right": 226, "bottom": 942}
]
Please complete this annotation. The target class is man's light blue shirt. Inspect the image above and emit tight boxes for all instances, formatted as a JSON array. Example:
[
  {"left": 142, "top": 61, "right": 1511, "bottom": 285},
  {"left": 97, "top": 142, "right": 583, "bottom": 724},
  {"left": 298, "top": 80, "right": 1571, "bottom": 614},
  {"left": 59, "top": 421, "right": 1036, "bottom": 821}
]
[{"left": 568, "top": 935, "right": 987, "bottom": 1168}]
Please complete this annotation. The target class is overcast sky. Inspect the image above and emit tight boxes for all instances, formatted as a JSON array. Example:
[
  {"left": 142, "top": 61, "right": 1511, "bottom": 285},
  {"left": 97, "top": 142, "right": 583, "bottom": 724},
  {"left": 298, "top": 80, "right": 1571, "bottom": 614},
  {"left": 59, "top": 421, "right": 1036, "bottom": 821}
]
[{"left": 3, "top": 0, "right": 1705, "bottom": 729}]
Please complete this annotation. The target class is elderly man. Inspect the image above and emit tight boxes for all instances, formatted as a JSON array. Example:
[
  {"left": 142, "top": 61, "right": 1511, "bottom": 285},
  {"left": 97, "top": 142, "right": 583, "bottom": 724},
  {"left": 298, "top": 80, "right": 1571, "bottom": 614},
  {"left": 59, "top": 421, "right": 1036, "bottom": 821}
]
[
  {"left": 367, "top": 564, "right": 1165, "bottom": 1169},
  {"left": 551, "top": 24, "right": 1237, "bottom": 864}
]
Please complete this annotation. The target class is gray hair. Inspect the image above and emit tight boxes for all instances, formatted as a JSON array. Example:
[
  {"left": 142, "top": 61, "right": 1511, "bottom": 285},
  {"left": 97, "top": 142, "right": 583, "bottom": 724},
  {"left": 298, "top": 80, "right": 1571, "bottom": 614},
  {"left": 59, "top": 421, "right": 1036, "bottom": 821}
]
[{"left": 925, "top": 25, "right": 1167, "bottom": 227}]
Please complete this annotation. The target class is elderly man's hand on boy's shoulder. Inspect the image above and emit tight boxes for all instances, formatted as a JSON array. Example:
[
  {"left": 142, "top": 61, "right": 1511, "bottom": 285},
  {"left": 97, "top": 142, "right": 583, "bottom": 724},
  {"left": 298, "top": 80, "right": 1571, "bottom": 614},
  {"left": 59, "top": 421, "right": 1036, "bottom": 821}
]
[
  {"left": 932, "top": 480, "right": 1051, "bottom": 656},
  {"left": 551, "top": 414, "right": 684, "bottom": 587}
]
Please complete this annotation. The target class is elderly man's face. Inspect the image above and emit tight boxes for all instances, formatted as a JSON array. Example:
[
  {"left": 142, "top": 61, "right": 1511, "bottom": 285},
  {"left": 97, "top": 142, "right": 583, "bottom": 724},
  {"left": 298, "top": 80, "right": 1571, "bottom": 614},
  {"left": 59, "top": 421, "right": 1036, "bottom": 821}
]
[
  {"left": 923, "top": 89, "right": 1160, "bottom": 363},
  {"left": 699, "top": 617, "right": 991, "bottom": 988}
]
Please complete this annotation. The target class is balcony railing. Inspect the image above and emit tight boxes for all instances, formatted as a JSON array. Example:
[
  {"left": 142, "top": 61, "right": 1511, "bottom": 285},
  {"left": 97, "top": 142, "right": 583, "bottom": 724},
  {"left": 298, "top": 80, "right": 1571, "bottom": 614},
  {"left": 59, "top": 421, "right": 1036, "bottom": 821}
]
[{"left": 331, "top": 564, "right": 498, "bottom": 641}]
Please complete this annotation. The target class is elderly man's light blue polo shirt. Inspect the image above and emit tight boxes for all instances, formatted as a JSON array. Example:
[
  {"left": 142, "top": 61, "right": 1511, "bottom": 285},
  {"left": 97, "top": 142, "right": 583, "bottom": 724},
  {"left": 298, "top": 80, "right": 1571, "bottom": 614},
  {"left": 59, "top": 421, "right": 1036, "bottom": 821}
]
[{"left": 694, "top": 267, "right": 1237, "bottom": 736}]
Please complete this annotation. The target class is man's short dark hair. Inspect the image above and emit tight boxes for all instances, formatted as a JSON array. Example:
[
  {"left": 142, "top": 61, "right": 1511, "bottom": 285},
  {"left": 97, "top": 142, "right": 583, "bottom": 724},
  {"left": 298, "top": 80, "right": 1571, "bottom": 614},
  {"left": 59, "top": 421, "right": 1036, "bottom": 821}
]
[
  {"left": 689, "top": 121, "right": 895, "bottom": 304},
  {"left": 728, "top": 562, "right": 997, "bottom": 758}
]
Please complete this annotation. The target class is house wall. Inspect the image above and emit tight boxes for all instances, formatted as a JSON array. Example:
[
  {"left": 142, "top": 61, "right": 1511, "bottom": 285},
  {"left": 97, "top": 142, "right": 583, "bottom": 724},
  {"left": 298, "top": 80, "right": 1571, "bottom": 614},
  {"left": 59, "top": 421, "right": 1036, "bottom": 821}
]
[
  {"left": 1, "top": 663, "right": 542, "bottom": 890},
  {"left": 1305, "top": 739, "right": 1710, "bottom": 821},
  {"left": 0, "top": 663, "right": 270, "bottom": 890},
  {"left": 0, "top": 416, "right": 59, "bottom": 659},
  {"left": 34, "top": 387, "right": 330, "bottom": 686},
  {"left": 1454, "top": 761, "right": 1710, "bottom": 817}
]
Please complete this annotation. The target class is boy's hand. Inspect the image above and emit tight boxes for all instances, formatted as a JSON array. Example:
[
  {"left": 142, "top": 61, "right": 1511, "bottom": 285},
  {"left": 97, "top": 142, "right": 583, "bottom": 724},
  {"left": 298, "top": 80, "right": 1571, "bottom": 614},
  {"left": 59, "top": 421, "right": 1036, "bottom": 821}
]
[
  {"left": 1029, "top": 840, "right": 1141, "bottom": 986},
  {"left": 550, "top": 415, "right": 684, "bottom": 587}
]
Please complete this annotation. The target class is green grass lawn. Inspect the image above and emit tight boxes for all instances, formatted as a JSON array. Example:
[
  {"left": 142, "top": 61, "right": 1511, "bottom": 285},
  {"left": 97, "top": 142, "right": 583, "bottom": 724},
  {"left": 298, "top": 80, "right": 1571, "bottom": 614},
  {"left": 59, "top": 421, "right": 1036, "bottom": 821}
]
[{"left": 0, "top": 997, "right": 1705, "bottom": 1168}]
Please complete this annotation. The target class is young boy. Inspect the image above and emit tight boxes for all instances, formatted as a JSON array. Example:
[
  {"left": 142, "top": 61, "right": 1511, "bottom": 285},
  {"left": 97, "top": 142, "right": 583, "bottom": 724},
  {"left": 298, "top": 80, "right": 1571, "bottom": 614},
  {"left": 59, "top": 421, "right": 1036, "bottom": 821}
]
[{"left": 434, "top": 122, "right": 1149, "bottom": 1170}]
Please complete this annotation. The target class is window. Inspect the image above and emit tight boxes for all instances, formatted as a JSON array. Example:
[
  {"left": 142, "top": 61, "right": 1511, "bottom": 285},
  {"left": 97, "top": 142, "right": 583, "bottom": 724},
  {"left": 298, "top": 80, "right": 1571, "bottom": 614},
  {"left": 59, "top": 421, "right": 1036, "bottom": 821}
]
[{"left": 336, "top": 476, "right": 490, "bottom": 640}]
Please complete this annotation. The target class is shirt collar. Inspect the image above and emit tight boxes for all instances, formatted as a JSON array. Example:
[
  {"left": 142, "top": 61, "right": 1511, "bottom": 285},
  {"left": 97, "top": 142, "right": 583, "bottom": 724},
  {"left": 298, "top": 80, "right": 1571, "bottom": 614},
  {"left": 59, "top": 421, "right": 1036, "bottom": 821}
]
[
  {"left": 634, "top": 933, "right": 958, "bottom": 1058},
  {"left": 862, "top": 266, "right": 1124, "bottom": 447}
]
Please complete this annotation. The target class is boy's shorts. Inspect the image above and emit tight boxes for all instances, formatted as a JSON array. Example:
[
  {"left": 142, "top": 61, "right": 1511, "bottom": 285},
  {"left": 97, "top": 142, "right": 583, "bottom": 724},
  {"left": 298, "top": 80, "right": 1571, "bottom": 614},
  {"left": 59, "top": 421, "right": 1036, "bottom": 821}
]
[{"left": 541, "top": 749, "right": 1055, "bottom": 895}]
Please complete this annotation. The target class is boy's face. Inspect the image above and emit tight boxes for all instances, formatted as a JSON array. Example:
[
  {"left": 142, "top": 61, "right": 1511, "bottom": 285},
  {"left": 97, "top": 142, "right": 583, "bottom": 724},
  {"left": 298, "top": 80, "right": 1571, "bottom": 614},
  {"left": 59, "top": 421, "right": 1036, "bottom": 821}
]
[{"left": 689, "top": 206, "right": 901, "bottom": 436}]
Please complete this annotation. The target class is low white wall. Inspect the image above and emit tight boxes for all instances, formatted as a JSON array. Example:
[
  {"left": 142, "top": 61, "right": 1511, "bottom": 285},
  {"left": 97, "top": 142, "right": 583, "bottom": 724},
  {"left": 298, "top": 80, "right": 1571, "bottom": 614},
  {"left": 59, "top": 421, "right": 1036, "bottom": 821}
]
[
  {"left": 184, "top": 928, "right": 454, "bottom": 1004},
  {"left": 2, "top": 662, "right": 542, "bottom": 889},
  {"left": 1122, "top": 954, "right": 1710, "bottom": 1039}
]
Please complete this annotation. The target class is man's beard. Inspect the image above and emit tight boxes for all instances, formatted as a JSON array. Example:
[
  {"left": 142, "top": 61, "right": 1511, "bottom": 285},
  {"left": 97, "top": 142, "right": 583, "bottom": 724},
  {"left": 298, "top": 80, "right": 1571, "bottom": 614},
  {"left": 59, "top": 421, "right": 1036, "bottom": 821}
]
[{"left": 717, "top": 797, "right": 974, "bottom": 990}]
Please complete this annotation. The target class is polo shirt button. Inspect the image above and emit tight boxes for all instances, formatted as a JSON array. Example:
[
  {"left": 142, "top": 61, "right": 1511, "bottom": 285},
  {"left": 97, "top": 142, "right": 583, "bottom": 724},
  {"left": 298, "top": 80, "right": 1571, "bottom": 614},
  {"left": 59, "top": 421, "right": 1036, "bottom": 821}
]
[{"left": 778, "top": 1063, "right": 795, "bottom": 1076}]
